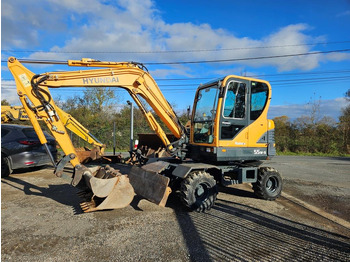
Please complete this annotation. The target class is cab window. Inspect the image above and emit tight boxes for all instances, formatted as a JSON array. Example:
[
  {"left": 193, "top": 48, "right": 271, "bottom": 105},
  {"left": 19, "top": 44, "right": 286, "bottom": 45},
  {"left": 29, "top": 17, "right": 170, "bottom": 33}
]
[
  {"left": 223, "top": 81, "right": 246, "bottom": 119},
  {"left": 250, "top": 81, "right": 268, "bottom": 120}
]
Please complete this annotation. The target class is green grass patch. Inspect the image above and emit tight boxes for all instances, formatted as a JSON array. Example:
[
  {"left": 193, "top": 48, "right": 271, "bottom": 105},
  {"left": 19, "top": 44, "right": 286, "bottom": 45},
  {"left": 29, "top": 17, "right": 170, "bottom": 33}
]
[{"left": 276, "top": 151, "right": 350, "bottom": 158}]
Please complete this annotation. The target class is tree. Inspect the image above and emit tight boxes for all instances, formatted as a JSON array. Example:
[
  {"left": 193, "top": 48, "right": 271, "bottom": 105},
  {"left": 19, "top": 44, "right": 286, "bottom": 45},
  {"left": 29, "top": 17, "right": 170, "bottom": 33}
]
[
  {"left": 273, "top": 116, "right": 293, "bottom": 152},
  {"left": 113, "top": 105, "right": 151, "bottom": 150},
  {"left": 59, "top": 87, "right": 118, "bottom": 149},
  {"left": 1, "top": 99, "right": 10, "bottom": 106},
  {"left": 345, "top": 89, "right": 350, "bottom": 101},
  {"left": 273, "top": 94, "right": 345, "bottom": 155},
  {"left": 81, "top": 87, "right": 116, "bottom": 113},
  {"left": 339, "top": 89, "right": 350, "bottom": 153}
]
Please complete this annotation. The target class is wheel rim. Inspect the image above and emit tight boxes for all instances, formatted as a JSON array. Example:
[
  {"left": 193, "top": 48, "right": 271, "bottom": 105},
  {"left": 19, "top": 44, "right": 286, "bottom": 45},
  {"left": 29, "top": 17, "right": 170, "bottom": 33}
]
[
  {"left": 195, "top": 183, "right": 209, "bottom": 201},
  {"left": 266, "top": 176, "right": 279, "bottom": 193}
]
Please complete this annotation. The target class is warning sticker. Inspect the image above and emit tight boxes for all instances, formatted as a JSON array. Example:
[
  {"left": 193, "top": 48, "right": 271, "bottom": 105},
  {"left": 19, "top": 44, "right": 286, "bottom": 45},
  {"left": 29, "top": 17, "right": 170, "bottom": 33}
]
[{"left": 19, "top": 74, "right": 31, "bottom": 88}]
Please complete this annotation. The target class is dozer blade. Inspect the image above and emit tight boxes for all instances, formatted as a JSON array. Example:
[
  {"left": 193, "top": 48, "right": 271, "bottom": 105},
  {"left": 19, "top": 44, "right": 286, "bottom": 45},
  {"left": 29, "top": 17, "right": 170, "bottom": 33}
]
[
  {"left": 78, "top": 166, "right": 135, "bottom": 212},
  {"left": 128, "top": 166, "right": 172, "bottom": 207}
]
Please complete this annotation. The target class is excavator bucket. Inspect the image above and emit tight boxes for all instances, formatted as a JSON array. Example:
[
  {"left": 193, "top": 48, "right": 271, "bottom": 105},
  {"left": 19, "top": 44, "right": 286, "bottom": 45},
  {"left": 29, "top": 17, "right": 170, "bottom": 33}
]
[
  {"left": 77, "top": 165, "right": 135, "bottom": 212},
  {"left": 128, "top": 163, "right": 172, "bottom": 207},
  {"left": 76, "top": 164, "right": 171, "bottom": 212}
]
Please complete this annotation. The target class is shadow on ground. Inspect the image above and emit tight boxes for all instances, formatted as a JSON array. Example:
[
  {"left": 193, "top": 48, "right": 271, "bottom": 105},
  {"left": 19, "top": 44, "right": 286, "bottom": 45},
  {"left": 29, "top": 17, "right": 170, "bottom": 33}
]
[
  {"left": 1, "top": 175, "right": 83, "bottom": 214},
  {"left": 167, "top": 194, "right": 350, "bottom": 262}
]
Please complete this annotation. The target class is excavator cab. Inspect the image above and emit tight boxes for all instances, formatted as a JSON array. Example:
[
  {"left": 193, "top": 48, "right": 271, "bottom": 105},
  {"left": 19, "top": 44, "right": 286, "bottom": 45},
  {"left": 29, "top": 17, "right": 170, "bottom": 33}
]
[{"left": 190, "top": 76, "right": 276, "bottom": 163}]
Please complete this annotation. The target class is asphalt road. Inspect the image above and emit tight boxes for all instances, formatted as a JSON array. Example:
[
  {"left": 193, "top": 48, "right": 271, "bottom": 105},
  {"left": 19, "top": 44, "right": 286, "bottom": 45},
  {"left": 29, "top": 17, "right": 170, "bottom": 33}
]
[
  {"left": 1, "top": 156, "right": 350, "bottom": 261},
  {"left": 263, "top": 155, "right": 350, "bottom": 222},
  {"left": 264, "top": 155, "right": 350, "bottom": 187}
]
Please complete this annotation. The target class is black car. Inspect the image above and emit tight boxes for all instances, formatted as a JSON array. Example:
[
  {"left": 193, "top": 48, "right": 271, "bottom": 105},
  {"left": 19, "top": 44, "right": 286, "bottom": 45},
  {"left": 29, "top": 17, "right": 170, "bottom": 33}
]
[{"left": 1, "top": 124, "right": 57, "bottom": 177}]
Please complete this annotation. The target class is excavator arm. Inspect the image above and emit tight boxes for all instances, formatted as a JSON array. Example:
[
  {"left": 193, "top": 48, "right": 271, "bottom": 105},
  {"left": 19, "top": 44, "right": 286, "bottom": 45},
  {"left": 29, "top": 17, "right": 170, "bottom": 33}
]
[
  {"left": 7, "top": 56, "right": 182, "bottom": 211},
  {"left": 55, "top": 107, "right": 106, "bottom": 162}
]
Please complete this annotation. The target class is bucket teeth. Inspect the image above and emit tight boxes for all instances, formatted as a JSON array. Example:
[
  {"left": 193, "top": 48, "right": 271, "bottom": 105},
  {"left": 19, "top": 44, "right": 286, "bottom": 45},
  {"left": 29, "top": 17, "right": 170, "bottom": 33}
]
[
  {"left": 80, "top": 200, "right": 97, "bottom": 213},
  {"left": 77, "top": 190, "right": 97, "bottom": 212}
]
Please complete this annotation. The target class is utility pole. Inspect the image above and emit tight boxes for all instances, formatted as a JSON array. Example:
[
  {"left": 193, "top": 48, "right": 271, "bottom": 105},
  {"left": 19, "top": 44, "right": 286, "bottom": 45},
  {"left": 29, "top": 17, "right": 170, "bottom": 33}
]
[
  {"left": 113, "top": 122, "right": 116, "bottom": 155},
  {"left": 127, "top": 100, "right": 134, "bottom": 152}
]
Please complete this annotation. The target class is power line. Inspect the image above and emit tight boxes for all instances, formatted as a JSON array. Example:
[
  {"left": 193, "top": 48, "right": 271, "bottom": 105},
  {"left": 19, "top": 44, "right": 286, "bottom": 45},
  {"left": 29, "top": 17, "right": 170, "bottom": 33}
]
[
  {"left": 269, "top": 75, "right": 350, "bottom": 83},
  {"left": 156, "top": 69, "right": 350, "bottom": 81},
  {"left": 143, "top": 49, "right": 350, "bottom": 65},
  {"left": 2, "top": 41, "right": 350, "bottom": 54},
  {"left": 3, "top": 69, "right": 350, "bottom": 82},
  {"left": 2, "top": 75, "right": 350, "bottom": 89},
  {"left": 2, "top": 74, "right": 350, "bottom": 85},
  {"left": 2, "top": 48, "right": 350, "bottom": 66},
  {"left": 157, "top": 76, "right": 350, "bottom": 86}
]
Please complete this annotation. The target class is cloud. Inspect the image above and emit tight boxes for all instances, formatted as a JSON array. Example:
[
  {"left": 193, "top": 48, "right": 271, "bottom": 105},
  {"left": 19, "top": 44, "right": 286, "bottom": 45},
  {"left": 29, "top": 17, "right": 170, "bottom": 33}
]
[
  {"left": 1, "top": 80, "right": 19, "bottom": 105},
  {"left": 150, "top": 65, "right": 192, "bottom": 78},
  {"left": 3, "top": 0, "right": 349, "bottom": 73},
  {"left": 336, "top": 10, "right": 350, "bottom": 17},
  {"left": 323, "top": 52, "right": 350, "bottom": 62},
  {"left": 268, "top": 97, "right": 348, "bottom": 120},
  {"left": 2, "top": 0, "right": 67, "bottom": 49}
]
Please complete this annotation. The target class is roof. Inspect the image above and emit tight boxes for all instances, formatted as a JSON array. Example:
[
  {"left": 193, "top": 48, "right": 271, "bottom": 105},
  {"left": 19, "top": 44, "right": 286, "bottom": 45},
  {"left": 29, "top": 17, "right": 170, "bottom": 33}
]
[{"left": 1, "top": 124, "right": 34, "bottom": 129}]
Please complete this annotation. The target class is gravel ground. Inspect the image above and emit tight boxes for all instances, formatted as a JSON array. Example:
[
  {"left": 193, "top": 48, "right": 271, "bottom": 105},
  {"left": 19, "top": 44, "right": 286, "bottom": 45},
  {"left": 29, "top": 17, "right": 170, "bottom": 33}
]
[
  {"left": 1, "top": 156, "right": 350, "bottom": 261},
  {"left": 262, "top": 156, "right": 350, "bottom": 221}
]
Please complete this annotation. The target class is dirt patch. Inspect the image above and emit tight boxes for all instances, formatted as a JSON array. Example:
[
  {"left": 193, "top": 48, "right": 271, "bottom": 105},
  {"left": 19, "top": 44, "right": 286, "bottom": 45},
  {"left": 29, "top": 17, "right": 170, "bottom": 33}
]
[{"left": 283, "top": 179, "right": 350, "bottom": 221}]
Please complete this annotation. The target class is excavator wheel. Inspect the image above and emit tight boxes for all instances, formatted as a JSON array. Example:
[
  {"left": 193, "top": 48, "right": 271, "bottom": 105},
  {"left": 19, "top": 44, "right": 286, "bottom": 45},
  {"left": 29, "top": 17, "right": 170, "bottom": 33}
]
[
  {"left": 252, "top": 167, "right": 283, "bottom": 200},
  {"left": 180, "top": 171, "right": 218, "bottom": 212}
]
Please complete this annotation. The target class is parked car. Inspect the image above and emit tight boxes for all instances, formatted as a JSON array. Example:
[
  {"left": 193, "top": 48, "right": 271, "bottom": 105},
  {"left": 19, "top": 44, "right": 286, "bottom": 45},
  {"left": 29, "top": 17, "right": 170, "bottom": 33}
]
[{"left": 1, "top": 124, "right": 57, "bottom": 177}]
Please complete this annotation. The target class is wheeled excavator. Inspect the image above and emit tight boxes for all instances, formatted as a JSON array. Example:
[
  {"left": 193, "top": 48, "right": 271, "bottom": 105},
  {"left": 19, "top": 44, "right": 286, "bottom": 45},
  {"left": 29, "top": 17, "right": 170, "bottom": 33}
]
[
  {"left": 1, "top": 105, "right": 105, "bottom": 163},
  {"left": 7, "top": 57, "right": 282, "bottom": 212}
]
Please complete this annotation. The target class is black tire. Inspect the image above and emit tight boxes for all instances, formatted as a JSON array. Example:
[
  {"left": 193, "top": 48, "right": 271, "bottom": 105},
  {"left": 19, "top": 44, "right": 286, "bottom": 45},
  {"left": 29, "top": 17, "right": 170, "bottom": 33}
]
[
  {"left": 1, "top": 155, "right": 11, "bottom": 178},
  {"left": 253, "top": 167, "right": 282, "bottom": 200},
  {"left": 180, "top": 171, "right": 218, "bottom": 212}
]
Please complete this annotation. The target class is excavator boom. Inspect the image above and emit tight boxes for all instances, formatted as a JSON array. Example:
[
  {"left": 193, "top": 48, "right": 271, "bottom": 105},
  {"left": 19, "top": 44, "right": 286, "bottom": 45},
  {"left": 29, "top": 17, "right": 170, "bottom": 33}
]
[{"left": 38, "top": 58, "right": 186, "bottom": 151}]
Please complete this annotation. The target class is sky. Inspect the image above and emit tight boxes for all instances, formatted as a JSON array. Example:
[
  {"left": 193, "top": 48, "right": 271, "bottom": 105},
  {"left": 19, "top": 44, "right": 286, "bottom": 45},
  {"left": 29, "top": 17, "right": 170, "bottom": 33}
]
[{"left": 1, "top": 0, "right": 350, "bottom": 120}]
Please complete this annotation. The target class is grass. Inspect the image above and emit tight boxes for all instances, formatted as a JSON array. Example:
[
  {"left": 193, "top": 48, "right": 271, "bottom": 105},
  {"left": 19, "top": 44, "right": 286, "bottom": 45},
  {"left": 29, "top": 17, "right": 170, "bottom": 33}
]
[{"left": 276, "top": 151, "right": 350, "bottom": 158}]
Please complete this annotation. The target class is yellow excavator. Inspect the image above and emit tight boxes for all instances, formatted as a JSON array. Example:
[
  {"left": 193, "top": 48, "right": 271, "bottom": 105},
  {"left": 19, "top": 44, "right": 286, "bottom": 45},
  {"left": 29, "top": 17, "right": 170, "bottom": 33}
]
[
  {"left": 1, "top": 105, "right": 29, "bottom": 122},
  {"left": 7, "top": 56, "right": 282, "bottom": 212},
  {"left": 1, "top": 105, "right": 105, "bottom": 163}
]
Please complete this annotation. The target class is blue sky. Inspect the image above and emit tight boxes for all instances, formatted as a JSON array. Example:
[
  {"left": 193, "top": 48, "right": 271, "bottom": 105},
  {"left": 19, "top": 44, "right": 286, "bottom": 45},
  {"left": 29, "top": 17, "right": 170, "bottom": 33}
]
[{"left": 2, "top": 0, "right": 350, "bottom": 120}]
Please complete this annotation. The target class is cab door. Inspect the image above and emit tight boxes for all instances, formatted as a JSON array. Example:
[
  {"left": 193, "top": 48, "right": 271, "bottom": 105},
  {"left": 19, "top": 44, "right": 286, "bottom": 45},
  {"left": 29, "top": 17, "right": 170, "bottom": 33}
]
[
  {"left": 248, "top": 81, "right": 270, "bottom": 149},
  {"left": 219, "top": 78, "right": 249, "bottom": 145}
]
